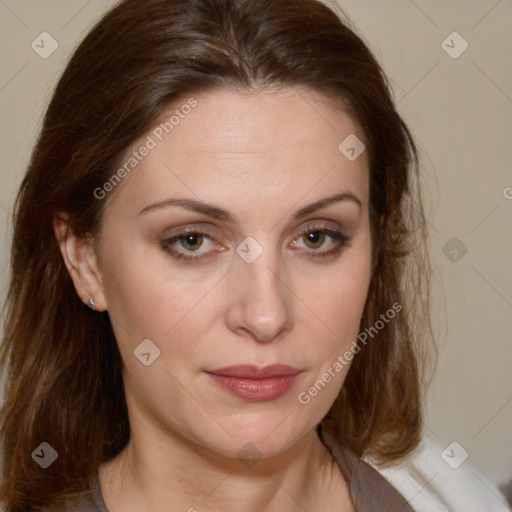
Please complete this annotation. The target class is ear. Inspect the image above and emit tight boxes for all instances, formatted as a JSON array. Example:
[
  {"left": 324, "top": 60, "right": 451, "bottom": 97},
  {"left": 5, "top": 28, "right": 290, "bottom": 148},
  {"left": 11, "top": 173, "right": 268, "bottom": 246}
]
[{"left": 52, "top": 213, "right": 107, "bottom": 311}]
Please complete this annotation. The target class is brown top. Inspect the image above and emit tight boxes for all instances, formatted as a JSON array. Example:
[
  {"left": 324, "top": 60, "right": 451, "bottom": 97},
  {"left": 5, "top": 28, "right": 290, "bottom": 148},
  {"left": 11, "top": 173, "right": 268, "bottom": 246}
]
[
  {"left": 41, "top": 426, "right": 415, "bottom": 511},
  {"left": 319, "top": 425, "right": 415, "bottom": 511}
]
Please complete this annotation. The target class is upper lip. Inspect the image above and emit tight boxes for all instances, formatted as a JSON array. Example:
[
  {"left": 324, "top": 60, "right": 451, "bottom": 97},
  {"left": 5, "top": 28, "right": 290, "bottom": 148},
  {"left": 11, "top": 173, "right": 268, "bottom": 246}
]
[{"left": 206, "top": 365, "right": 303, "bottom": 379}]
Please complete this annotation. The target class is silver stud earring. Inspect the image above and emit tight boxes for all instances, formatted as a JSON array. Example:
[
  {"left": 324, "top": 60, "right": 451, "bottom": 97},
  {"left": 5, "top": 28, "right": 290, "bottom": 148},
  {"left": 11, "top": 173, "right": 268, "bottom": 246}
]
[{"left": 88, "top": 298, "right": 96, "bottom": 311}]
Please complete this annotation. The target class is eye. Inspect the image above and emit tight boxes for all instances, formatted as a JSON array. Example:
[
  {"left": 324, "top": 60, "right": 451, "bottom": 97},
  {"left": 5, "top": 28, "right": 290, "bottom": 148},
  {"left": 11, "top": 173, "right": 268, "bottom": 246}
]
[
  {"left": 178, "top": 233, "right": 208, "bottom": 251},
  {"left": 291, "top": 226, "right": 350, "bottom": 259},
  {"left": 160, "top": 231, "right": 223, "bottom": 262},
  {"left": 302, "top": 230, "right": 327, "bottom": 249}
]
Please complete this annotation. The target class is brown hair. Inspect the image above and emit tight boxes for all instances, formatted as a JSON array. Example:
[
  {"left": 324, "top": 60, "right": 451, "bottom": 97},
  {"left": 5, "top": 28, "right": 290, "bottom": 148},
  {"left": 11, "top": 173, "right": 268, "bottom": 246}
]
[{"left": 0, "top": 0, "right": 433, "bottom": 509}]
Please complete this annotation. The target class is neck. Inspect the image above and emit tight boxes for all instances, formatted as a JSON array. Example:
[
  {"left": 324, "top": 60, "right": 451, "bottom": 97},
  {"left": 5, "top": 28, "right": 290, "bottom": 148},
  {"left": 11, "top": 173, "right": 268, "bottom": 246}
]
[{"left": 99, "top": 425, "right": 350, "bottom": 512}]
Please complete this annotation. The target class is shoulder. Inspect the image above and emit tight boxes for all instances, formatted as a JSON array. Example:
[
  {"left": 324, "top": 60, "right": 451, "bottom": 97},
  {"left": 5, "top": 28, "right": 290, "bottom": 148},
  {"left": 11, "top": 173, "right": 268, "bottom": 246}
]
[
  {"left": 319, "top": 426, "right": 416, "bottom": 512},
  {"left": 28, "top": 481, "right": 105, "bottom": 512},
  {"left": 373, "top": 437, "right": 511, "bottom": 512},
  {"left": 29, "top": 497, "right": 97, "bottom": 512}
]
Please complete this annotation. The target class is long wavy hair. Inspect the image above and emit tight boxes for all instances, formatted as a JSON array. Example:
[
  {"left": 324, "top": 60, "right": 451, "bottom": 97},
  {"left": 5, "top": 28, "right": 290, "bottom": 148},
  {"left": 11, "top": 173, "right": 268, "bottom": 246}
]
[{"left": 0, "top": 0, "right": 433, "bottom": 509}]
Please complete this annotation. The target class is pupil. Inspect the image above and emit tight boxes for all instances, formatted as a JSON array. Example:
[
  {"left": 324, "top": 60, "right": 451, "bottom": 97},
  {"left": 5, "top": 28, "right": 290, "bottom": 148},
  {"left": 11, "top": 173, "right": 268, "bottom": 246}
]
[
  {"left": 306, "top": 231, "right": 323, "bottom": 247},
  {"left": 183, "top": 234, "right": 202, "bottom": 250}
]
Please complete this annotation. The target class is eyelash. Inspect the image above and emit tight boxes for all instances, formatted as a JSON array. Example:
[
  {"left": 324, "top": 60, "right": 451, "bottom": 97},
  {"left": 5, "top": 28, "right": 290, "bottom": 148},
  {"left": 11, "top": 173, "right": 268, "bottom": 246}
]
[
  {"left": 160, "top": 230, "right": 219, "bottom": 262},
  {"left": 294, "top": 226, "right": 350, "bottom": 259},
  {"left": 160, "top": 225, "right": 350, "bottom": 263}
]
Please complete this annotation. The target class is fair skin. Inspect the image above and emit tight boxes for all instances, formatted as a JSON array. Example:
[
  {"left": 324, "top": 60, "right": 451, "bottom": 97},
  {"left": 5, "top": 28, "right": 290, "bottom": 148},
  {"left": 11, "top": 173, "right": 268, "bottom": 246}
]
[{"left": 54, "top": 88, "right": 372, "bottom": 511}]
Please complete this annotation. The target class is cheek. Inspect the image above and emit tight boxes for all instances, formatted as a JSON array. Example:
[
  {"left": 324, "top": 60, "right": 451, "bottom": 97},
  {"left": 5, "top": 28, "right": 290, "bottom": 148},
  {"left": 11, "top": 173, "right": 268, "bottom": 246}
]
[
  {"left": 305, "top": 253, "right": 371, "bottom": 341},
  {"left": 99, "top": 236, "right": 225, "bottom": 379},
  {"left": 296, "top": 246, "right": 372, "bottom": 396},
  {"left": 100, "top": 233, "right": 197, "bottom": 332}
]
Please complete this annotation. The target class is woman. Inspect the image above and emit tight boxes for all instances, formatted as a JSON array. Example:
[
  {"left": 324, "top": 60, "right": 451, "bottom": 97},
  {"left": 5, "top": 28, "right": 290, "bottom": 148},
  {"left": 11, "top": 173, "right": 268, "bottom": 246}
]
[{"left": 0, "top": 0, "right": 433, "bottom": 510}]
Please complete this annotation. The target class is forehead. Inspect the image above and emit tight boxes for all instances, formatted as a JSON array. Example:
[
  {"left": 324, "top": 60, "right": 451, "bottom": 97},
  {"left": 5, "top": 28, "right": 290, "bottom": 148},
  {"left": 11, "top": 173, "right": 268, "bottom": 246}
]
[{"left": 104, "top": 87, "right": 369, "bottom": 219}]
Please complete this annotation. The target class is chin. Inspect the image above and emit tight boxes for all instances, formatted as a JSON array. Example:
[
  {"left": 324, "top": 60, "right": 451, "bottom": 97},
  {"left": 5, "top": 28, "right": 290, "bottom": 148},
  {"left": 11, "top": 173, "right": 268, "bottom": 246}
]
[{"left": 192, "top": 412, "right": 316, "bottom": 462}]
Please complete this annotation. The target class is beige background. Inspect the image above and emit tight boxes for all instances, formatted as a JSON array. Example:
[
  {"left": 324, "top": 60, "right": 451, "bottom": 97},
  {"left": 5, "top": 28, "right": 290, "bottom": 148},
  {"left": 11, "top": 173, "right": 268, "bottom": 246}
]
[{"left": 0, "top": 0, "right": 511, "bottom": 491}]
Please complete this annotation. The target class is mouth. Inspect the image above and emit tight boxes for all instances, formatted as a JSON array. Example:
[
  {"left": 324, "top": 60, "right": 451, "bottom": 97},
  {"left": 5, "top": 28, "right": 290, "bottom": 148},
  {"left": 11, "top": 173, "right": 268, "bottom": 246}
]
[{"left": 205, "top": 365, "right": 304, "bottom": 402}]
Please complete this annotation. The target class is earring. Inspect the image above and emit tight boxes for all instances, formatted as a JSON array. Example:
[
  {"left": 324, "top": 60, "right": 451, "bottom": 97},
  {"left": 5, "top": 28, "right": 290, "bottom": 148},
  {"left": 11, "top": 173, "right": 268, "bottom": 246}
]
[{"left": 88, "top": 298, "right": 96, "bottom": 311}]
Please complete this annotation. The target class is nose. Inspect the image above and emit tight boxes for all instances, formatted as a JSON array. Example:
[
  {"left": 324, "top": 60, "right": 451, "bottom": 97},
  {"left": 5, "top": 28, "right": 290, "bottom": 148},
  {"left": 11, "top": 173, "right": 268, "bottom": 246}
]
[{"left": 225, "top": 249, "right": 293, "bottom": 343}]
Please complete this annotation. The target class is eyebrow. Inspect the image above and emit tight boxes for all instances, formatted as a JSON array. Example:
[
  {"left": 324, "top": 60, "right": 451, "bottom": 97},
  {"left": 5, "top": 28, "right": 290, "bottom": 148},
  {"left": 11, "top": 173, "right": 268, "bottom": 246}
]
[{"left": 137, "top": 192, "right": 362, "bottom": 222}]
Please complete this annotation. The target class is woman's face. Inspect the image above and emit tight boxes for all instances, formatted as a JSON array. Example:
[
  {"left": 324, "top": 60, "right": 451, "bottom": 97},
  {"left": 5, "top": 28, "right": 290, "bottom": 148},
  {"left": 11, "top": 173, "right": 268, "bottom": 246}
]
[{"left": 94, "top": 88, "right": 372, "bottom": 460}]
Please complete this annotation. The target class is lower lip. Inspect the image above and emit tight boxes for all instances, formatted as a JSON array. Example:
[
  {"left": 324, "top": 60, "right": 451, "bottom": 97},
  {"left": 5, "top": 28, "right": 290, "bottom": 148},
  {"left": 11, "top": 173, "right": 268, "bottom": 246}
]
[{"left": 206, "top": 373, "right": 302, "bottom": 402}]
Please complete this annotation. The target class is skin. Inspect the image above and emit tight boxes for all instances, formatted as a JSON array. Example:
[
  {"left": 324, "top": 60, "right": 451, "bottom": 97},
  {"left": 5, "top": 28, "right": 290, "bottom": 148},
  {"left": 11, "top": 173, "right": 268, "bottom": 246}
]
[{"left": 54, "top": 87, "right": 372, "bottom": 511}]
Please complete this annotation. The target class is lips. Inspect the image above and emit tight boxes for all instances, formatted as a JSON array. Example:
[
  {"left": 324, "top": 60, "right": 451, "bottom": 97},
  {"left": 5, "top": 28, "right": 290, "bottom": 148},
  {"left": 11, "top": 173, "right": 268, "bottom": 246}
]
[
  {"left": 208, "top": 364, "right": 303, "bottom": 379},
  {"left": 205, "top": 365, "right": 303, "bottom": 402}
]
